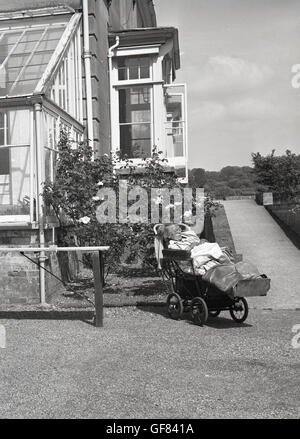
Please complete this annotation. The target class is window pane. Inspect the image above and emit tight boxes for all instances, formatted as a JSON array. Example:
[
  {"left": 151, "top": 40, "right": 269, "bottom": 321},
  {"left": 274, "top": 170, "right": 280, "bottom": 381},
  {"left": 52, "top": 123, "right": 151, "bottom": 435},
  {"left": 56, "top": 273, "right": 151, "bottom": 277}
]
[
  {"left": 7, "top": 110, "right": 30, "bottom": 145},
  {"left": 0, "top": 18, "right": 68, "bottom": 97},
  {"left": 7, "top": 53, "right": 30, "bottom": 68},
  {"left": 10, "top": 145, "right": 30, "bottom": 208},
  {"left": 120, "top": 123, "right": 151, "bottom": 158},
  {"left": 119, "top": 87, "right": 151, "bottom": 123},
  {"left": 0, "top": 112, "right": 5, "bottom": 144},
  {"left": 117, "top": 56, "right": 151, "bottom": 80},
  {"left": 118, "top": 67, "right": 127, "bottom": 81},
  {"left": 45, "top": 148, "right": 51, "bottom": 181},
  {"left": 140, "top": 65, "right": 150, "bottom": 79},
  {"left": 11, "top": 79, "right": 38, "bottom": 95},
  {"left": 0, "top": 147, "right": 9, "bottom": 174},
  {"left": 128, "top": 66, "right": 138, "bottom": 80}
]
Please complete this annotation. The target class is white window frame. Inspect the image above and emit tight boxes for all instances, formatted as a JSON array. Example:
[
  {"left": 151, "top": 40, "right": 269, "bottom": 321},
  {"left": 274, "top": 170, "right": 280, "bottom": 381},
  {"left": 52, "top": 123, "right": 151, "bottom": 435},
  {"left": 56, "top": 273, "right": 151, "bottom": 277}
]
[
  {"left": 48, "top": 24, "right": 83, "bottom": 123},
  {"left": 110, "top": 45, "right": 164, "bottom": 166},
  {"left": 0, "top": 107, "right": 34, "bottom": 224},
  {"left": 163, "top": 83, "right": 189, "bottom": 183},
  {"left": 43, "top": 107, "right": 83, "bottom": 183},
  {"left": 117, "top": 84, "right": 154, "bottom": 161}
]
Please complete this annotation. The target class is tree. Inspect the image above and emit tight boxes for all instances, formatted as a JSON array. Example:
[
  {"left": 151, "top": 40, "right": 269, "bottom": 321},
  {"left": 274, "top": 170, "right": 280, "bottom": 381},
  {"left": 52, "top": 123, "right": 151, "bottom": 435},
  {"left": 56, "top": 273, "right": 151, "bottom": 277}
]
[
  {"left": 189, "top": 168, "right": 206, "bottom": 187},
  {"left": 252, "top": 149, "right": 300, "bottom": 200}
]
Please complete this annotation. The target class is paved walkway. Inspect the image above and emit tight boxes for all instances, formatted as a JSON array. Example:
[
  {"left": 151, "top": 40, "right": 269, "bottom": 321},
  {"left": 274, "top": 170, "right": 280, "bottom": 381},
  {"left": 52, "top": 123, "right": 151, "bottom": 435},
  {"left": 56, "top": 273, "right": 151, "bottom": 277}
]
[{"left": 223, "top": 200, "right": 300, "bottom": 309}]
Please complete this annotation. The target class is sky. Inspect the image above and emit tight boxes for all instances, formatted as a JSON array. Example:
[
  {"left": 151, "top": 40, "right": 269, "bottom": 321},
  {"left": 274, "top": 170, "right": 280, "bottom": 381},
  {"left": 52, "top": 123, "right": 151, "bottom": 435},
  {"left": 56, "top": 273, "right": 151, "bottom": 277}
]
[{"left": 155, "top": 0, "right": 300, "bottom": 170}]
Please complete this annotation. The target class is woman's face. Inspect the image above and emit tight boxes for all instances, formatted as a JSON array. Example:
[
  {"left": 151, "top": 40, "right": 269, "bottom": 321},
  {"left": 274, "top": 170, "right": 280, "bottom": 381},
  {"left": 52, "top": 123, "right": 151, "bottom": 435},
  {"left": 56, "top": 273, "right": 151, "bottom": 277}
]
[{"left": 167, "top": 225, "right": 182, "bottom": 241}]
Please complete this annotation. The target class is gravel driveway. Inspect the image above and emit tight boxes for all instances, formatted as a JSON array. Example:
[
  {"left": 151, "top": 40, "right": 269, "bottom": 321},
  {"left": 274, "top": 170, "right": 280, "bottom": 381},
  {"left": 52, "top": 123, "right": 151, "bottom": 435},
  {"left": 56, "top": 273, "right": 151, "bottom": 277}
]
[{"left": 0, "top": 308, "right": 299, "bottom": 419}]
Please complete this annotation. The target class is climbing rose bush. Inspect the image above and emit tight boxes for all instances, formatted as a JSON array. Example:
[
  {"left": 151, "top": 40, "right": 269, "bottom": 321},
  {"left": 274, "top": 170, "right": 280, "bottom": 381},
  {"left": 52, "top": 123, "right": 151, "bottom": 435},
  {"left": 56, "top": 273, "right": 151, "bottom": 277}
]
[{"left": 43, "top": 130, "right": 219, "bottom": 275}]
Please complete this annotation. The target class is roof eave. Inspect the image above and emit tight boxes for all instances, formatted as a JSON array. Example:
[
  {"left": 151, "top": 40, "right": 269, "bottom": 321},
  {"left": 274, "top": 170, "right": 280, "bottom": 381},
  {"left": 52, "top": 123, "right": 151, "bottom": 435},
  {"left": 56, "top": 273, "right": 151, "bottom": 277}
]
[{"left": 109, "top": 26, "right": 181, "bottom": 70}]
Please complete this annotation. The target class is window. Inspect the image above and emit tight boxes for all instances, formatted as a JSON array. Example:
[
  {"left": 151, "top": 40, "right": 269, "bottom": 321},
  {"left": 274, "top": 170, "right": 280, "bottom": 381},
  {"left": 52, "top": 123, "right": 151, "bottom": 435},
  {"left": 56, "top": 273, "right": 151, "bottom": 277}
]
[
  {"left": 164, "top": 84, "right": 188, "bottom": 182},
  {"left": 110, "top": 42, "right": 187, "bottom": 178},
  {"left": 44, "top": 112, "right": 58, "bottom": 182},
  {"left": 117, "top": 56, "right": 151, "bottom": 81},
  {"left": 0, "top": 109, "right": 31, "bottom": 211},
  {"left": 48, "top": 26, "right": 83, "bottom": 121},
  {"left": 0, "top": 111, "right": 7, "bottom": 145},
  {"left": 0, "top": 112, "right": 9, "bottom": 179},
  {"left": 0, "top": 148, "right": 9, "bottom": 175},
  {"left": 0, "top": 17, "right": 68, "bottom": 97},
  {"left": 43, "top": 110, "right": 83, "bottom": 182},
  {"left": 119, "top": 86, "right": 152, "bottom": 158},
  {"left": 166, "top": 94, "right": 184, "bottom": 157}
]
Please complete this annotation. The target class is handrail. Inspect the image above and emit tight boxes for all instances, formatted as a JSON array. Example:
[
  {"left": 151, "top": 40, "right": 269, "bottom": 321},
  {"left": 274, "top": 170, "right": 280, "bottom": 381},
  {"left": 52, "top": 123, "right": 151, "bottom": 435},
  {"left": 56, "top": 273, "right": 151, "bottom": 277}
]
[{"left": 0, "top": 246, "right": 110, "bottom": 252}]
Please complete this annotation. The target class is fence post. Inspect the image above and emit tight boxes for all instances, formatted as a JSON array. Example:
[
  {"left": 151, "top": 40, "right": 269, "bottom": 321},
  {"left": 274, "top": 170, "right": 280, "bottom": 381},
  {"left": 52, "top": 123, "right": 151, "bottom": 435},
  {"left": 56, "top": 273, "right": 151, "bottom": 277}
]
[{"left": 92, "top": 252, "right": 104, "bottom": 327}]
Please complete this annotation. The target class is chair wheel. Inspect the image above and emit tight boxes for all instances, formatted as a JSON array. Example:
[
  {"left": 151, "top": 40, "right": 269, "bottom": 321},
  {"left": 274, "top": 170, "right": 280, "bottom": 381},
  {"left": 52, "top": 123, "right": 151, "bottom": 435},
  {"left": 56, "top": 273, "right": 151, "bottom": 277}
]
[
  {"left": 230, "top": 297, "right": 248, "bottom": 323},
  {"left": 191, "top": 297, "right": 208, "bottom": 326},
  {"left": 166, "top": 292, "right": 183, "bottom": 320}
]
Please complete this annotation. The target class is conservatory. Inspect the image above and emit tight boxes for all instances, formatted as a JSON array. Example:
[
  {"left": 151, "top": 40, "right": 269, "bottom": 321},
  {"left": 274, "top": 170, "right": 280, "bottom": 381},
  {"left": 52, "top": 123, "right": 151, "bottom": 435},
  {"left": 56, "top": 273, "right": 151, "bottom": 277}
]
[{"left": 0, "top": 6, "right": 84, "bottom": 228}]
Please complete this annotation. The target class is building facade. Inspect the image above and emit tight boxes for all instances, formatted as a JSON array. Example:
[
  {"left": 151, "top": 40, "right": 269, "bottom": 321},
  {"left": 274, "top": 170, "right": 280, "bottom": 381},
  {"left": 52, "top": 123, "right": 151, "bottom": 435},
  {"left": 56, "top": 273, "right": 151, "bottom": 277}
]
[{"left": 0, "top": 0, "right": 188, "bottom": 304}]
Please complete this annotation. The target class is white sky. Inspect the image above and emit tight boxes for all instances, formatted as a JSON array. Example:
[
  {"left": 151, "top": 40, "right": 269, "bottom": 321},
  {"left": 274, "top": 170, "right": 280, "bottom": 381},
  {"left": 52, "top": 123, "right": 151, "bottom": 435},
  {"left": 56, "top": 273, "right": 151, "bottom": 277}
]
[{"left": 155, "top": 0, "right": 300, "bottom": 170}]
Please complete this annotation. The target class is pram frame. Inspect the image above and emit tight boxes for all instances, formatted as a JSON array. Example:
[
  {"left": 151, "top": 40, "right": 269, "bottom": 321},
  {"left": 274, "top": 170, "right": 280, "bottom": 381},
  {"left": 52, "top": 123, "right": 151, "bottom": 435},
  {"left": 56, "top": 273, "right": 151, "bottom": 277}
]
[{"left": 161, "top": 248, "right": 249, "bottom": 326}]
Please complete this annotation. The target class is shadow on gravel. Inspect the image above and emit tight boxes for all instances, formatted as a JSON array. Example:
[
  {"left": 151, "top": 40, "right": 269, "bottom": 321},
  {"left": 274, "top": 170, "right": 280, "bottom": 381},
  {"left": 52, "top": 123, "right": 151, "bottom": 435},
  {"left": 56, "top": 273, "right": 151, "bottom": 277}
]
[
  {"left": 197, "top": 316, "right": 252, "bottom": 329},
  {"left": 138, "top": 305, "right": 252, "bottom": 329}
]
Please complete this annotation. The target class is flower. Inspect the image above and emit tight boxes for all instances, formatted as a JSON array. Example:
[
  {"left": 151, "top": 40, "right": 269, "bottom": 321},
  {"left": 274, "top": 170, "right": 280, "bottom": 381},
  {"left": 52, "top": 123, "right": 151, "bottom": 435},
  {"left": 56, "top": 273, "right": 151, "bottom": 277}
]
[
  {"left": 165, "top": 203, "right": 175, "bottom": 210},
  {"left": 79, "top": 216, "right": 91, "bottom": 225},
  {"left": 184, "top": 210, "right": 192, "bottom": 217},
  {"left": 154, "top": 196, "right": 163, "bottom": 205}
]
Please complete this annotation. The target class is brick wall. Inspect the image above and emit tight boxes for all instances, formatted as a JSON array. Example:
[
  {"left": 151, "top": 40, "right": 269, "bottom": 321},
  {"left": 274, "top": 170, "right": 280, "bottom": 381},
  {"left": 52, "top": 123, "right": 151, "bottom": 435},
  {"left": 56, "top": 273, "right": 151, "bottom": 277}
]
[
  {"left": 0, "top": 229, "right": 68, "bottom": 305},
  {"left": 0, "top": 230, "right": 40, "bottom": 304}
]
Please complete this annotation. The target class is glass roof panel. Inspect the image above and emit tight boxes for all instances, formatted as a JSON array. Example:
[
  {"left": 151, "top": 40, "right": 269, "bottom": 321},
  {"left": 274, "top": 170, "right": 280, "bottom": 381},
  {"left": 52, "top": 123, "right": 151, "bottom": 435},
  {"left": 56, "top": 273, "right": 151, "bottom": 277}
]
[{"left": 0, "top": 15, "right": 69, "bottom": 98}]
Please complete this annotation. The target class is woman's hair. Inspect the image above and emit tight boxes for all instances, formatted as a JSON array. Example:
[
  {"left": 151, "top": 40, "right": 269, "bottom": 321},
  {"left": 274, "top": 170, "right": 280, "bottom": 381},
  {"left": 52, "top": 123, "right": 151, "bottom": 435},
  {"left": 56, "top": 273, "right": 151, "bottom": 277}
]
[{"left": 157, "top": 224, "right": 182, "bottom": 242}]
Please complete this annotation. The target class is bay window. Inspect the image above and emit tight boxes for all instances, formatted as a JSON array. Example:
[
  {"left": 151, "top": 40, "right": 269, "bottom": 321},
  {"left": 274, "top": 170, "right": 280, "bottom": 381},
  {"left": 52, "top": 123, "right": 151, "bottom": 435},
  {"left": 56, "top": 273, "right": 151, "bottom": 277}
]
[{"left": 109, "top": 28, "right": 188, "bottom": 181}]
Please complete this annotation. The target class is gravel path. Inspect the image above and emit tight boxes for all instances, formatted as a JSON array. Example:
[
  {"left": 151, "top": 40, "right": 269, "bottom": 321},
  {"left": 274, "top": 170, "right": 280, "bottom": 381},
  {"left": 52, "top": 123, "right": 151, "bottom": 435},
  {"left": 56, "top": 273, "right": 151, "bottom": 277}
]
[
  {"left": 223, "top": 200, "right": 300, "bottom": 309},
  {"left": 0, "top": 308, "right": 299, "bottom": 419}
]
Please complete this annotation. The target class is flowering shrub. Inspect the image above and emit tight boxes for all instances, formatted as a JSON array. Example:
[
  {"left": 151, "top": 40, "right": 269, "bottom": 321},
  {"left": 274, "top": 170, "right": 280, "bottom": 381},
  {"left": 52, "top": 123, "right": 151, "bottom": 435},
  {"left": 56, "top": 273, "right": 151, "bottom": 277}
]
[{"left": 43, "top": 130, "right": 219, "bottom": 275}]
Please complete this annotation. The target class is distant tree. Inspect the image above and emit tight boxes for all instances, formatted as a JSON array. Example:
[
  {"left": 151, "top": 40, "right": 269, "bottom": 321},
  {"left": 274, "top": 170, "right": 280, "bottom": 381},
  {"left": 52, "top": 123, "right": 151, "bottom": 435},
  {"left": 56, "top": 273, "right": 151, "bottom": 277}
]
[
  {"left": 189, "top": 168, "right": 206, "bottom": 187},
  {"left": 252, "top": 149, "right": 300, "bottom": 200},
  {"left": 220, "top": 166, "right": 243, "bottom": 179}
]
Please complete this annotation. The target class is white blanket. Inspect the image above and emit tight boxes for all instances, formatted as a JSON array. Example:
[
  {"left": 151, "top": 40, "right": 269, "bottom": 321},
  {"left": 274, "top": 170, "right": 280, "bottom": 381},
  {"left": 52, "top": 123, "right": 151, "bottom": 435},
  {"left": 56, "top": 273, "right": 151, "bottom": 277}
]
[{"left": 191, "top": 242, "right": 223, "bottom": 269}]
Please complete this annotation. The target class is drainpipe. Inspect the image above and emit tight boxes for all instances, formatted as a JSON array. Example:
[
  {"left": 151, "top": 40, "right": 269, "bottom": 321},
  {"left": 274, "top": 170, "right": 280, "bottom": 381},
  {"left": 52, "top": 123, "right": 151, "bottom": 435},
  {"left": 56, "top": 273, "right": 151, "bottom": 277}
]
[
  {"left": 108, "top": 36, "right": 119, "bottom": 152},
  {"left": 108, "top": 36, "right": 120, "bottom": 70},
  {"left": 82, "top": 0, "right": 94, "bottom": 153},
  {"left": 34, "top": 102, "right": 46, "bottom": 305}
]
